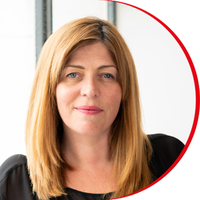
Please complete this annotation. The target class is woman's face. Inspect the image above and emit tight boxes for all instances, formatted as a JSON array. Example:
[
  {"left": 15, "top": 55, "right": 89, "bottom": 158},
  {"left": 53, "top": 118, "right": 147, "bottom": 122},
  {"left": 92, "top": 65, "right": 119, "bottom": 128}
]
[{"left": 56, "top": 42, "right": 122, "bottom": 138}]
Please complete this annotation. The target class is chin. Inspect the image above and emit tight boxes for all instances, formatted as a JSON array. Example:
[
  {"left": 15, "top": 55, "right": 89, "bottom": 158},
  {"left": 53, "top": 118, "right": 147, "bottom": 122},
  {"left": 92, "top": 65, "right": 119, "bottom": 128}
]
[{"left": 77, "top": 126, "right": 103, "bottom": 136}]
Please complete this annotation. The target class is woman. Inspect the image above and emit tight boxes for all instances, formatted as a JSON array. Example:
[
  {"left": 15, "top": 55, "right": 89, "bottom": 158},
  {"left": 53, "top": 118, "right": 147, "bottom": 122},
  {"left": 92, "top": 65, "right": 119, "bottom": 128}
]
[{"left": 0, "top": 17, "right": 184, "bottom": 200}]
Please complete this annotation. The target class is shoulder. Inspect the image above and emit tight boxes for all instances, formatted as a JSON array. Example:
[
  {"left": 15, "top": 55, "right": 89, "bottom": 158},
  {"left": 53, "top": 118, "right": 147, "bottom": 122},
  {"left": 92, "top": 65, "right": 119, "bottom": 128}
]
[
  {"left": 148, "top": 133, "right": 184, "bottom": 146},
  {"left": 147, "top": 133, "right": 184, "bottom": 154},
  {"left": 0, "top": 154, "right": 27, "bottom": 182},
  {"left": 147, "top": 134, "right": 184, "bottom": 179},
  {"left": 0, "top": 154, "right": 35, "bottom": 199}
]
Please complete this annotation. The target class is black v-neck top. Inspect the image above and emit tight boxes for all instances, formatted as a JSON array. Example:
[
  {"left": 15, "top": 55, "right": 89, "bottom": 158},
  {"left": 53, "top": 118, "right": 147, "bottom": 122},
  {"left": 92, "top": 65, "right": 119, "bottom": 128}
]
[{"left": 0, "top": 134, "right": 184, "bottom": 200}]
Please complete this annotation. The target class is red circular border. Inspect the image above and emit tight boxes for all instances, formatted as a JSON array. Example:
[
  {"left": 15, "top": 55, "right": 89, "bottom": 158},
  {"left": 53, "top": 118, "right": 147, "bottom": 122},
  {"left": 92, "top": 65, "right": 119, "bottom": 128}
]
[{"left": 103, "top": 0, "right": 200, "bottom": 199}]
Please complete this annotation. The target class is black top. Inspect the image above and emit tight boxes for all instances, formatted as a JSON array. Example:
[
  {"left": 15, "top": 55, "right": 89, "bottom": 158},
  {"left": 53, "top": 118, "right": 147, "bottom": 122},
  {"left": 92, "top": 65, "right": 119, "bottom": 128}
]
[{"left": 0, "top": 134, "right": 184, "bottom": 200}]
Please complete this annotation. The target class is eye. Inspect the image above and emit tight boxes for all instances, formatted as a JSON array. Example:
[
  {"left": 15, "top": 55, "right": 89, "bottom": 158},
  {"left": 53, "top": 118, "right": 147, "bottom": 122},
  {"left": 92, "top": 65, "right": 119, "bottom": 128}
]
[
  {"left": 102, "top": 73, "right": 114, "bottom": 79},
  {"left": 67, "top": 73, "right": 78, "bottom": 78},
  {"left": 65, "top": 72, "right": 83, "bottom": 82}
]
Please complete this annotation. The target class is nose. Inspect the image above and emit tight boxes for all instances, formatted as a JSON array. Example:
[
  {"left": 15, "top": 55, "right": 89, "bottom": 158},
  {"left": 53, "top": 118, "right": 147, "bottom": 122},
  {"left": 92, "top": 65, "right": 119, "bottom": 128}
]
[{"left": 80, "top": 77, "right": 100, "bottom": 98}]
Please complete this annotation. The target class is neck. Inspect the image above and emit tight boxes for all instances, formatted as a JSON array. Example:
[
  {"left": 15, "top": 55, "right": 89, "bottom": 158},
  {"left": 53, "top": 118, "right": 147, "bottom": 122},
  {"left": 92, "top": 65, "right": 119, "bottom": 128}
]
[{"left": 61, "top": 127, "right": 112, "bottom": 170}]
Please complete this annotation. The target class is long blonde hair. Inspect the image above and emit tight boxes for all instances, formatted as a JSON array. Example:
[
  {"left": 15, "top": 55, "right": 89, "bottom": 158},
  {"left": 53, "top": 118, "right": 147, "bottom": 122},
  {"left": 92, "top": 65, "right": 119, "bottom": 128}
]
[{"left": 26, "top": 17, "right": 153, "bottom": 199}]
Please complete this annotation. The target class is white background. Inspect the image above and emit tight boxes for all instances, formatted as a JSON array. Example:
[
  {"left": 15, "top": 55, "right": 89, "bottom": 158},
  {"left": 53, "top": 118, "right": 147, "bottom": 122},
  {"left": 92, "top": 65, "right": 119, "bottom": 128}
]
[
  {"left": 0, "top": 0, "right": 199, "bottom": 199},
  {"left": 116, "top": 3, "right": 195, "bottom": 144},
  {"left": 0, "top": 0, "right": 35, "bottom": 164}
]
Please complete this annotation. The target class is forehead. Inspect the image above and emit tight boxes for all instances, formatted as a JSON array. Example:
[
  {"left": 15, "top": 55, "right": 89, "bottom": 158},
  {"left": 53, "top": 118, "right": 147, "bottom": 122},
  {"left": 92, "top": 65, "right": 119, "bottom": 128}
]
[{"left": 66, "top": 42, "right": 116, "bottom": 66}]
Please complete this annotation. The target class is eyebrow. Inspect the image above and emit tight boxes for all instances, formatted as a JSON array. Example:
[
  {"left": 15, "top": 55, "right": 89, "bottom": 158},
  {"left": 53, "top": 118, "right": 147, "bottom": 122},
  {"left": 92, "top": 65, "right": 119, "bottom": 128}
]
[{"left": 65, "top": 65, "right": 117, "bottom": 70}]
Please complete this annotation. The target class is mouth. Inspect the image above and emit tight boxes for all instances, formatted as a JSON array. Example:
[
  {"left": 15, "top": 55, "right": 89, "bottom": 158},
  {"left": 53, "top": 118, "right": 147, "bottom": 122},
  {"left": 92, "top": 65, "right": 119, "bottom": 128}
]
[{"left": 75, "top": 105, "right": 103, "bottom": 115}]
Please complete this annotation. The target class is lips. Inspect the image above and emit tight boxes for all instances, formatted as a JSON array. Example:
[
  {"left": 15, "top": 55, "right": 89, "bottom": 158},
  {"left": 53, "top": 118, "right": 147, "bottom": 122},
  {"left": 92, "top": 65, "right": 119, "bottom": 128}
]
[{"left": 75, "top": 105, "right": 103, "bottom": 115}]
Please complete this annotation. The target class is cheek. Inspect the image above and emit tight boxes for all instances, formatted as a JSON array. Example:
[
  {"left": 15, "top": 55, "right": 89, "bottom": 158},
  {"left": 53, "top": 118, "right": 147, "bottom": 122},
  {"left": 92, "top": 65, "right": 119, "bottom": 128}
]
[
  {"left": 56, "top": 84, "right": 78, "bottom": 112},
  {"left": 105, "top": 85, "right": 122, "bottom": 107}
]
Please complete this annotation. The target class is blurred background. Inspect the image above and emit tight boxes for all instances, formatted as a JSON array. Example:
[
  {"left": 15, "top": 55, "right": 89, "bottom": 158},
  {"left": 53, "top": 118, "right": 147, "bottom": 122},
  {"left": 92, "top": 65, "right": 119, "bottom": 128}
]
[{"left": 0, "top": 0, "right": 196, "bottom": 166}]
